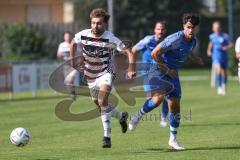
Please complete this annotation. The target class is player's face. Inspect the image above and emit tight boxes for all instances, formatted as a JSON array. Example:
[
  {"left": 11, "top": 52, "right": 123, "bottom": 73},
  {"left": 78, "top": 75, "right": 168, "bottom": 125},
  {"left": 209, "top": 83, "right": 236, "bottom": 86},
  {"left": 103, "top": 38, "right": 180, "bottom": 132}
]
[
  {"left": 64, "top": 33, "right": 71, "bottom": 43},
  {"left": 91, "top": 17, "right": 106, "bottom": 36},
  {"left": 154, "top": 23, "right": 166, "bottom": 40},
  {"left": 183, "top": 21, "right": 196, "bottom": 40},
  {"left": 212, "top": 23, "right": 221, "bottom": 34}
]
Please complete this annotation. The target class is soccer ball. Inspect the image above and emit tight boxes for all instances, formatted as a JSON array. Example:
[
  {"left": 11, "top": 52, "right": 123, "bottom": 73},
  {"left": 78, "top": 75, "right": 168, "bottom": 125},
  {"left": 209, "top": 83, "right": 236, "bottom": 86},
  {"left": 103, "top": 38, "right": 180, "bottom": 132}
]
[{"left": 10, "top": 127, "right": 30, "bottom": 147}]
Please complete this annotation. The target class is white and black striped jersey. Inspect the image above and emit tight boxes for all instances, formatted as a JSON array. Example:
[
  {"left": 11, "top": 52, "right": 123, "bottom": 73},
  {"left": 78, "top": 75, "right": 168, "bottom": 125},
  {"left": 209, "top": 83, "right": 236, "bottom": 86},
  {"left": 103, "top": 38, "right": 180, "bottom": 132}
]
[
  {"left": 57, "top": 41, "right": 71, "bottom": 61},
  {"left": 74, "top": 29, "right": 123, "bottom": 80}
]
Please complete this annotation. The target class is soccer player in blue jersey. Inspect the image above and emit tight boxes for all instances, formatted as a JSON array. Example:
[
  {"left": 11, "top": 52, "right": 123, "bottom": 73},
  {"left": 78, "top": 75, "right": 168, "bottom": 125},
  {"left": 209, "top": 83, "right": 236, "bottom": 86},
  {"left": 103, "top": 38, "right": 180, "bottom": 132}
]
[
  {"left": 129, "top": 13, "right": 203, "bottom": 150},
  {"left": 207, "top": 21, "right": 233, "bottom": 95},
  {"left": 132, "top": 21, "right": 169, "bottom": 127}
]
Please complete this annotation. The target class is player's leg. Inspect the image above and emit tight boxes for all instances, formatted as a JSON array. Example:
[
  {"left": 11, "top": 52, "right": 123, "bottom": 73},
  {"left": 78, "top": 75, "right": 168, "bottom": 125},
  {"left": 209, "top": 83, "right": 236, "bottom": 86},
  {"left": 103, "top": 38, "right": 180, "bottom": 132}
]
[
  {"left": 129, "top": 65, "right": 173, "bottom": 131},
  {"left": 165, "top": 76, "right": 184, "bottom": 150},
  {"left": 160, "top": 99, "right": 168, "bottom": 127},
  {"left": 65, "top": 70, "right": 78, "bottom": 100},
  {"left": 129, "top": 91, "right": 164, "bottom": 131},
  {"left": 167, "top": 97, "right": 184, "bottom": 150},
  {"left": 221, "top": 68, "right": 227, "bottom": 95},
  {"left": 238, "top": 61, "right": 240, "bottom": 82},
  {"left": 97, "top": 84, "right": 113, "bottom": 148},
  {"left": 97, "top": 73, "right": 128, "bottom": 148},
  {"left": 214, "top": 63, "right": 223, "bottom": 95},
  {"left": 210, "top": 63, "right": 217, "bottom": 88},
  {"left": 220, "top": 60, "right": 228, "bottom": 95}
]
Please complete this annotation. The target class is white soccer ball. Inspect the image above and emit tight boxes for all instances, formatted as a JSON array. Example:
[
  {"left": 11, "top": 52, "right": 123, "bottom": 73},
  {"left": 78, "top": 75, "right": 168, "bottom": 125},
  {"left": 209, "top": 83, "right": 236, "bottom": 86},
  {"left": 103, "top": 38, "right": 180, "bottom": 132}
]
[{"left": 10, "top": 127, "right": 30, "bottom": 147}]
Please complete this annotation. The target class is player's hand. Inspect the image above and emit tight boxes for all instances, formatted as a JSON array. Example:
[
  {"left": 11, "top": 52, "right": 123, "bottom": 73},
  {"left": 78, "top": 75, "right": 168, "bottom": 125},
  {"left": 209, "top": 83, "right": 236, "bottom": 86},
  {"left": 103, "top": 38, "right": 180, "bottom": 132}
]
[
  {"left": 221, "top": 46, "right": 228, "bottom": 51},
  {"left": 166, "top": 69, "right": 177, "bottom": 79},
  {"left": 127, "top": 71, "right": 136, "bottom": 79},
  {"left": 207, "top": 50, "right": 212, "bottom": 57},
  {"left": 194, "top": 56, "right": 204, "bottom": 65}
]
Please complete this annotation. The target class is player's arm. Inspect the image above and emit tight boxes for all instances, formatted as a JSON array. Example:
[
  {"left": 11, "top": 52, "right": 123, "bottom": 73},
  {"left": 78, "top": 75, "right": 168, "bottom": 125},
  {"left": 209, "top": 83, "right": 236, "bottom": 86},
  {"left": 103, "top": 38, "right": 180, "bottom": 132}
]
[
  {"left": 189, "top": 54, "right": 204, "bottom": 65},
  {"left": 132, "top": 36, "right": 149, "bottom": 57},
  {"left": 131, "top": 46, "right": 138, "bottom": 57},
  {"left": 188, "top": 42, "right": 204, "bottom": 65},
  {"left": 207, "top": 41, "right": 213, "bottom": 57},
  {"left": 222, "top": 42, "right": 234, "bottom": 51},
  {"left": 236, "top": 51, "right": 240, "bottom": 59},
  {"left": 151, "top": 45, "right": 177, "bottom": 78},
  {"left": 70, "top": 39, "right": 77, "bottom": 69},
  {"left": 57, "top": 44, "right": 64, "bottom": 59},
  {"left": 235, "top": 38, "right": 240, "bottom": 59},
  {"left": 124, "top": 48, "right": 136, "bottom": 79}
]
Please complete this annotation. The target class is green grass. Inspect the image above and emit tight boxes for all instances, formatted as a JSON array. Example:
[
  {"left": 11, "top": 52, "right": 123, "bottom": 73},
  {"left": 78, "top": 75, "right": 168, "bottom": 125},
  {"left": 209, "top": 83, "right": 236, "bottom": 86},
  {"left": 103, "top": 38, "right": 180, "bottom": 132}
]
[{"left": 0, "top": 69, "right": 240, "bottom": 160}]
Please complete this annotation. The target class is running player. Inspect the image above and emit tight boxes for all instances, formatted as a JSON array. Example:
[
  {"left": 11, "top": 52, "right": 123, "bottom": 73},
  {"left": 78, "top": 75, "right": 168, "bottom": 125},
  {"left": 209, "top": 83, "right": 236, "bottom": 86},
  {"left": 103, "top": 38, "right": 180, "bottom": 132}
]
[
  {"left": 207, "top": 21, "right": 233, "bottom": 95},
  {"left": 70, "top": 8, "right": 135, "bottom": 148},
  {"left": 235, "top": 36, "right": 240, "bottom": 82},
  {"left": 131, "top": 21, "right": 168, "bottom": 127},
  {"left": 57, "top": 31, "right": 79, "bottom": 100},
  {"left": 129, "top": 13, "right": 202, "bottom": 150}
]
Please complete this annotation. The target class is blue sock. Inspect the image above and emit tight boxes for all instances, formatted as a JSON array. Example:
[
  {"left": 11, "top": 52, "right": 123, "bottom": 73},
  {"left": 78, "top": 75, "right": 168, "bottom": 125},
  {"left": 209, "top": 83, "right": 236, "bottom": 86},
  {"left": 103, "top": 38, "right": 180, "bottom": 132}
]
[
  {"left": 142, "top": 98, "right": 158, "bottom": 113},
  {"left": 168, "top": 112, "right": 180, "bottom": 136},
  {"left": 161, "top": 100, "right": 168, "bottom": 119},
  {"left": 223, "top": 75, "right": 227, "bottom": 85},
  {"left": 217, "top": 74, "right": 222, "bottom": 87}
]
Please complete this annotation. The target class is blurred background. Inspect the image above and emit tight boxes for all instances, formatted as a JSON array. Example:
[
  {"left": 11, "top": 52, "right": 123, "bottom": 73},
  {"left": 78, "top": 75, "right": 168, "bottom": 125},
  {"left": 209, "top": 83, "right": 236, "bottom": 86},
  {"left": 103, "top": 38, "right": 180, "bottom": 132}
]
[{"left": 0, "top": 0, "right": 239, "bottom": 99}]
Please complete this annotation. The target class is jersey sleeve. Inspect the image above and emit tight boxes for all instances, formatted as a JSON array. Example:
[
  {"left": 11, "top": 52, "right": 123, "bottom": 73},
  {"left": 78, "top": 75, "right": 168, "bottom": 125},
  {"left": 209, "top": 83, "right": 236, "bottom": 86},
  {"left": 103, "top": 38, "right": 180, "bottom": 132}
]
[
  {"left": 159, "top": 33, "right": 180, "bottom": 52},
  {"left": 190, "top": 38, "right": 198, "bottom": 55},
  {"left": 57, "top": 43, "right": 63, "bottom": 53},
  {"left": 110, "top": 36, "right": 124, "bottom": 52},
  {"left": 223, "top": 33, "right": 231, "bottom": 45},
  {"left": 235, "top": 37, "right": 240, "bottom": 53},
  {"left": 74, "top": 32, "right": 82, "bottom": 44},
  {"left": 74, "top": 29, "right": 88, "bottom": 44},
  {"left": 134, "top": 36, "right": 152, "bottom": 51}
]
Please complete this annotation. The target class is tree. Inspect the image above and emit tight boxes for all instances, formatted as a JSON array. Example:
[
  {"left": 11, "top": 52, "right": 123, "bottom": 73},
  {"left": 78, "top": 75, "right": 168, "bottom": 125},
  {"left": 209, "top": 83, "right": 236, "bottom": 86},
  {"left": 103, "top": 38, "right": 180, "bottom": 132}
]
[{"left": 1, "top": 25, "right": 45, "bottom": 62}]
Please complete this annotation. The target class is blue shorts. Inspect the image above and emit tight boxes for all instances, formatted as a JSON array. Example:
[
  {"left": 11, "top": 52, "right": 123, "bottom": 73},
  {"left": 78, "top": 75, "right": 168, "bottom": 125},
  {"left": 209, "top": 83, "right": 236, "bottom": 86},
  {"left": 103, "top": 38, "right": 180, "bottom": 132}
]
[
  {"left": 144, "top": 64, "right": 181, "bottom": 99},
  {"left": 212, "top": 57, "right": 228, "bottom": 69}
]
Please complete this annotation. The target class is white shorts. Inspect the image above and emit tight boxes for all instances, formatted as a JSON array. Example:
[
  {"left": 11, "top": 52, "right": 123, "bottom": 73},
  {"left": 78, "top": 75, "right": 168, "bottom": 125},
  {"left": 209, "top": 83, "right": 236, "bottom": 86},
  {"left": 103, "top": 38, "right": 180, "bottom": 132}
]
[
  {"left": 87, "top": 73, "right": 113, "bottom": 100},
  {"left": 238, "top": 61, "right": 240, "bottom": 81},
  {"left": 64, "top": 69, "right": 79, "bottom": 85}
]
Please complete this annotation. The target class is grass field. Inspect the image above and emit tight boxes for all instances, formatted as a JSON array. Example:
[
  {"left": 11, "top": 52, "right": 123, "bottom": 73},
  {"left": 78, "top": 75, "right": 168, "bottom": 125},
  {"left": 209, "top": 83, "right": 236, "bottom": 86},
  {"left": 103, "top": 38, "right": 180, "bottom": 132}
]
[{"left": 0, "top": 69, "right": 240, "bottom": 160}]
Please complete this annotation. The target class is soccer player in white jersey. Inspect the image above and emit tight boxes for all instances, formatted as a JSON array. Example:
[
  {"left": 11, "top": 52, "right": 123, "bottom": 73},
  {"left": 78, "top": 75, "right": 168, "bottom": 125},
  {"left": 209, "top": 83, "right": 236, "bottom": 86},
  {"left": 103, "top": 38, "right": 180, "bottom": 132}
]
[
  {"left": 70, "top": 8, "right": 135, "bottom": 148},
  {"left": 57, "top": 31, "right": 79, "bottom": 100},
  {"left": 235, "top": 36, "right": 240, "bottom": 82}
]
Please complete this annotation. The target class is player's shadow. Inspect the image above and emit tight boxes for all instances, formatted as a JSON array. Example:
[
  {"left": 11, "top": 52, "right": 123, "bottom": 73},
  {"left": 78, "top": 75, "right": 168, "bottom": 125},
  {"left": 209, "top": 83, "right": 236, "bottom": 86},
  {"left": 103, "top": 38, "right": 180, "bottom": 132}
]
[
  {"left": 35, "top": 158, "right": 60, "bottom": 160},
  {"left": 144, "top": 146, "right": 240, "bottom": 153},
  {"left": 182, "top": 122, "right": 240, "bottom": 127}
]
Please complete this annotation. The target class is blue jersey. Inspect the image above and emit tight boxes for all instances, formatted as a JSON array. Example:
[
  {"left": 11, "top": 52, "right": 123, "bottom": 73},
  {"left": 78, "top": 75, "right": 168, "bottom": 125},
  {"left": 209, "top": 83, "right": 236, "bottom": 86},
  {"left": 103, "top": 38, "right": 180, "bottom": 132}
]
[
  {"left": 134, "top": 35, "right": 162, "bottom": 63},
  {"left": 209, "top": 32, "right": 230, "bottom": 61},
  {"left": 146, "top": 31, "right": 197, "bottom": 98},
  {"left": 134, "top": 35, "right": 163, "bottom": 92},
  {"left": 154, "top": 31, "right": 197, "bottom": 70}
]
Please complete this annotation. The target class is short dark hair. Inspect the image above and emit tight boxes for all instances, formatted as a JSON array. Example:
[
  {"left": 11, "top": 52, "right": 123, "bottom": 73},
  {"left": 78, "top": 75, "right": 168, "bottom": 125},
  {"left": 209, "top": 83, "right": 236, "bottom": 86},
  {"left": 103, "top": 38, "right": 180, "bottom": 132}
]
[
  {"left": 182, "top": 13, "right": 200, "bottom": 26},
  {"left": 213, "top": 20, "right": 221, "bottom": 26},
  {"left": 90, "top": 8, "right": 110, "bottom": 23},
  {"left": 64, "top": 31, "right": 72, "bottom": 35},
  {"left": 155, "top": 21, "right": 167, "bottom": 28}
]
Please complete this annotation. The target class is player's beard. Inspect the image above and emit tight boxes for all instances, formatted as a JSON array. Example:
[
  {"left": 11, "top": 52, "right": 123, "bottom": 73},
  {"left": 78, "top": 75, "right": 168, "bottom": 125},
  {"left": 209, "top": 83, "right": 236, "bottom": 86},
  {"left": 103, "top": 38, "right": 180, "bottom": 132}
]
[
  {"left": 92, "top": 28, "right": 104, "bottom": 37},
  {"left": 156, "top": 33, "right": 164, "bottom": 40}
]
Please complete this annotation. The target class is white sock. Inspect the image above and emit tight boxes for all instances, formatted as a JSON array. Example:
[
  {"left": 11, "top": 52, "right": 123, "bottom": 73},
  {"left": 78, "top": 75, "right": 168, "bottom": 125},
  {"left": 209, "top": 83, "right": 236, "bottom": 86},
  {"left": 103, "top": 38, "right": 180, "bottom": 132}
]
[
  {"left": 170, "top": 126, "right": 178, "bottom": 141},
  {"left": 101, "top": 106, "right": 112, "bottom": 138},
  {"left": 108, "top": 104, "right": 122, "bottom": 120},
  {"left": 110, "top": 107, "right": 122, "bottom": 120}
]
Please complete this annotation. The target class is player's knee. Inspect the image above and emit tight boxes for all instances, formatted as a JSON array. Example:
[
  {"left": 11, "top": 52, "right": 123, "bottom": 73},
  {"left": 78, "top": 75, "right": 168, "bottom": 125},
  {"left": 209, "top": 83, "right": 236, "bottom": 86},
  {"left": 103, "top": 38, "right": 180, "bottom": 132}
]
[
  {"left": 93, "top": 100, "right": 99, "bottom": 106},
  {"left": 97, "top": 99, "right": 107, "bottom": 107},
  {"left": 65, "top": 77, "right": 73, "bottom": 85},
  {"left": 152, "top": 95, "right": 164, "bottom": 106}
]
